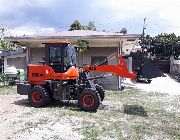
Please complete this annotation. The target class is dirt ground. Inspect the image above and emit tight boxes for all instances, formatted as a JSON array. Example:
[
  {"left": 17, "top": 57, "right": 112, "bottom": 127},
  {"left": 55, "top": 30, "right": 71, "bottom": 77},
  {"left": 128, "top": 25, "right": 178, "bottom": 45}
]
[
  {"left": 0, "top": 95, "right": 25, "bottom": 140},
  {"left": 0, "top": 94, "right": 83, "bottom": 140}
]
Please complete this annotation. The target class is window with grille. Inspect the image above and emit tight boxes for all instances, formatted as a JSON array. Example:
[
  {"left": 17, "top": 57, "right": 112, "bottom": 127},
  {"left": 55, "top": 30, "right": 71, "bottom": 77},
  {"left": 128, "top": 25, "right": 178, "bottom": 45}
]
[{"left": 91, "top": 56, "right": 108, "bottom": 66}]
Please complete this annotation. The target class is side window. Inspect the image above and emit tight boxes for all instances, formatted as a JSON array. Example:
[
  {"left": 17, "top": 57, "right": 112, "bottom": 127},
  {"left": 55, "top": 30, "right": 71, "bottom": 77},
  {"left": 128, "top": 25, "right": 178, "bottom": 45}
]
[
  {"left": 91, "top": 56, "right": 108, "bottom": 66},
  {"left": 49, "top": 47, "right": 62, "bottom": 63}
]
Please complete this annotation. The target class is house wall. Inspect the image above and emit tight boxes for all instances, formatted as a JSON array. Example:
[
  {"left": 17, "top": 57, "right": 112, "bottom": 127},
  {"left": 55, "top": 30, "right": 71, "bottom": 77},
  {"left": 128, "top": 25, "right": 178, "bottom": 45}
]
[
  {"left": 18, "top": 38, "right": 135, "bottom": 90},
  {"left": 4, "top": 53, "right": 26, "bottom": 72},
  {"left": 28, "top": 46, "right": 119, "bottom": 90},
  {"left": 80, "top": 47, "right": 119, "bottom": 90},
  {"left": 81, "top": 47, "right": 118, "bottom": 65},
  {"left": 29, "top": 47, "right": 45, "bottom": 64},
  {"left": 29, "top": 47, "right": 118, "bottom": 66}
]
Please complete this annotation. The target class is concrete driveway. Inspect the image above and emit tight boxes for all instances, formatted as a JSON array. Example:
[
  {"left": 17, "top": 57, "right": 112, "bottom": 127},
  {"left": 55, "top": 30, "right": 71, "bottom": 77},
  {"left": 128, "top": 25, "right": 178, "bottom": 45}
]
[{"left": 124, "top": 74, "right": 180, "bottom": 95}]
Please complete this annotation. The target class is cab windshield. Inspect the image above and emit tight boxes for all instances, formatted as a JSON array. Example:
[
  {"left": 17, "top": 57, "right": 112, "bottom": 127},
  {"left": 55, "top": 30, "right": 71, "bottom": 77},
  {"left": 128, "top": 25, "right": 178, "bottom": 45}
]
[{"left": 64, "top": 45, "right": 77, "bottom": 67}]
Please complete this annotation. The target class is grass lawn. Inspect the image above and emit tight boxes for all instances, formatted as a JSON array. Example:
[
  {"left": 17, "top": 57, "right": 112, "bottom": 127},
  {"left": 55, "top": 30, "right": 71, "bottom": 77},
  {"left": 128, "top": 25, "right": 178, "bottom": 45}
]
[
  {"left": 0, "top": 86, "right": 180, "bottom": 140},
  {"left": 0, "top": 85, "right": 17, "bottom": 95}
]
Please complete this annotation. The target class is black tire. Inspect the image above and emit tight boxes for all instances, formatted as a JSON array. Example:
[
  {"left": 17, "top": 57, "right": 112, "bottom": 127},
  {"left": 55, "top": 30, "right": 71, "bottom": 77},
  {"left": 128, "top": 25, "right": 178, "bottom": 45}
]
[
  {"left": 44, "top": 84, "right": 58, "bottom": 102},
  {"left": 78, "top": 90, "right": 100, "bottom": 112},
  {"left": 95, "top": 84, "right": 105, "bottom": 101},
  {"left": 28, "top": 86, "right": 50, "bottom": 107},
  {"left": 136, "top": 78, "right": 141, "bottom": 82}
]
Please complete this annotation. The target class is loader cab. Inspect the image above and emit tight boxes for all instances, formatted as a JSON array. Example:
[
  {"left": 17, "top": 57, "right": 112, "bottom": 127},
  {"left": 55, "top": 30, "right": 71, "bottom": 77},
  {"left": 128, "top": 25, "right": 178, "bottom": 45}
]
[{"left": 43, "top": 42, "right": 77, "bottom": 73}]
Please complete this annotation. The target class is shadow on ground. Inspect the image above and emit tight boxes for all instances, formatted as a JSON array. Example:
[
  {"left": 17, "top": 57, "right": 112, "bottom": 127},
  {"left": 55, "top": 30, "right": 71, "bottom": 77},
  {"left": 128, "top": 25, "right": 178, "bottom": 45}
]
[
  {"left": 13, "top": 99, "right": 31, "bottom": 107},
  {"left": 13, "top": 99, "right": 83, "bottom": 111},
  {"left": 123, "top": 104, "right": 148, "bottom": 117}
]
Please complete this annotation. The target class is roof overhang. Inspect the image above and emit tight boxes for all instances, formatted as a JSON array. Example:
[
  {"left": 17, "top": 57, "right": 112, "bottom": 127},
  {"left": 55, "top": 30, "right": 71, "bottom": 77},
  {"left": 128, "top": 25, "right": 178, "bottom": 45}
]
[{"left": 5, "top": 34, "right": 140, "bottom": 47}]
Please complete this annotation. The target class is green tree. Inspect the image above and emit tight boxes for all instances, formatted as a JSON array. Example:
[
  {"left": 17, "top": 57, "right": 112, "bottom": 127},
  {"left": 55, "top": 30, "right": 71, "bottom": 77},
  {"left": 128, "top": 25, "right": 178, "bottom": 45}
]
[
  {"left": 76, "top": 40, "right": 89, "bottom": 66},
  {"left": 0, "top": 39, "right": 12, "bottom": 51},
  {"left": 86, "top": 21, "right": 96, "bottom": 31},
  {"left": 69, "top": 20, "right": 85, "bottom": 31},
  {"left": 139, "top": 33, "right": 180, "bottom": 59},
  {"left": 0, "top": 26, "right": 12, "bottom": 51},
  {"left": 77, "top": 40, "right": 89, "bottom": 53},
  {"left": 120, "top": 27, "right": 127, "bottom": 35},
  {"left": 69, "top": 20, "right": 97, "bottom": 31},
  {"left": 69, "top": 21, "right": 92, "bottom": 52}
]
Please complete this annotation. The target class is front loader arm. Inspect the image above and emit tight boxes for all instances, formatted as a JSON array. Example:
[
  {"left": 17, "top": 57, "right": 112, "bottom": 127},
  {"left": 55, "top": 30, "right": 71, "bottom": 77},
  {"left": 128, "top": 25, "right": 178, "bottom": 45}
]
[{"left": 83, "top": 55, "right": 136, "bottom": 80}]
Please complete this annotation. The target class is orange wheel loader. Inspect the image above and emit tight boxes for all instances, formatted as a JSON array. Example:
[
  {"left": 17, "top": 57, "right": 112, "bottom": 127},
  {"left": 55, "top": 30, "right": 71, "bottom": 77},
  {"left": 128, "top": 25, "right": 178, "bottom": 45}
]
[{"left": 17, "top": 42, "right": 136, "bottom": 112}]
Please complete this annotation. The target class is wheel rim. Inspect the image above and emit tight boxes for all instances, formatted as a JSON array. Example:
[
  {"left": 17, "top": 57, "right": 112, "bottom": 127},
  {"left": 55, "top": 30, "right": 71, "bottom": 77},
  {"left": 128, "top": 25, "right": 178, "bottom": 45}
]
[
  {"left": 83, "top": 94, "right": 95, "bottom": 107},
  {"left": 32, "top": 92, "right": 42, "bottom": 103}
]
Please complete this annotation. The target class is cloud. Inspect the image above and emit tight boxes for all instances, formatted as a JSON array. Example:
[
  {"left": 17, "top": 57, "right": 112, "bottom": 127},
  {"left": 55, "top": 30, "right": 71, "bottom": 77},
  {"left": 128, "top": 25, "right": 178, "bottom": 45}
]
[
  {"left": 9, "top": 25, "right": 56, "bottom": 36},
  {"left": 0, "top": 0, "right": 180, "bottom": 35},
  {"left": 91, "top": 0, "right": 180, "bottom": 34},
  {"left": 0, "top": 0, "right": 91, "bottom": 30}
]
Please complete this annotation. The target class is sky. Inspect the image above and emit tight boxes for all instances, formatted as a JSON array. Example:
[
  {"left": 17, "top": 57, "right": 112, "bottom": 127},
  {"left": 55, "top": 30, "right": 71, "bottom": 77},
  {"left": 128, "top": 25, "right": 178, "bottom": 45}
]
[{"left": 1, "top": 0, "right": 180, "bottom": 36}]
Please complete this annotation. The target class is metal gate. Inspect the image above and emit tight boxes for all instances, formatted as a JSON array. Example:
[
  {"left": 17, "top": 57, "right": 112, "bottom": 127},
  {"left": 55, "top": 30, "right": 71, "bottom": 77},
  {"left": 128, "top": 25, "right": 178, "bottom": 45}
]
[{"left": 153, "top": 59, "right": 170, "bottom": 73}]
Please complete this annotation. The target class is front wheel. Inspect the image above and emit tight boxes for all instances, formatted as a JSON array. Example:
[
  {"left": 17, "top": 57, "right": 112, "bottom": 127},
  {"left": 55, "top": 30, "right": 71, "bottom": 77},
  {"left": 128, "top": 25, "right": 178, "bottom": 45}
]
[
  {"left": 78, "top": 90, "right": 100, "bottom": 112},
  {"left": 28, "top": 86, "right": 50, "bottom": 107}
]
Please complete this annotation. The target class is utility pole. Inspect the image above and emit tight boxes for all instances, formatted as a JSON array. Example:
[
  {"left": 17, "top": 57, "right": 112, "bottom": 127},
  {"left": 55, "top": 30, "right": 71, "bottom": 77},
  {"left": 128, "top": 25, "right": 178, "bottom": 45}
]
[
  {"left": 118, "top": 39, "right": 123, "bottom": 90},
  {"left": 142, "top": 18, "right": 146, "bottom": 62}
]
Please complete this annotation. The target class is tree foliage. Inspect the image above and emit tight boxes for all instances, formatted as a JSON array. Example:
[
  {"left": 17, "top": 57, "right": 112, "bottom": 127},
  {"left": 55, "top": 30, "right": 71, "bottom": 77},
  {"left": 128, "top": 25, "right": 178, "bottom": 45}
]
[
  {"left": 77, "top": 40, "right": 89, "bottom": 53},
  {"left": 69, "top": 20, "right": 96, "bottom": 31},
  {"left": 139, "top": 33, "right": 180, "bottom": 59},
  {"left": 69, "top": 20, "right": 85, "bottom": 31},
  {"left": 69, "top": 20, "right": 96, "bottom": 53},
  {"left": 0, "top": 39, "right": 12, "bottom": 51},
  {"left": 86, "top": 21, "right": 96, "bottom": 31},
  {"left": 120, "top": 27, "right": 127, "bottom": 35},
  {"left": 0, "top": 26, "right": 12, "bottom": 51}
]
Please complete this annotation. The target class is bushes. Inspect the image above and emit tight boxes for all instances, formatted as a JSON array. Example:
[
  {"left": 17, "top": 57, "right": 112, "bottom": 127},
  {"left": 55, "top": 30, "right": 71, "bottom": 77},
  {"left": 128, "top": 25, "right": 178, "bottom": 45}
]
[{"left": 0, "top": 73, "right": 6, "bottom": 82}]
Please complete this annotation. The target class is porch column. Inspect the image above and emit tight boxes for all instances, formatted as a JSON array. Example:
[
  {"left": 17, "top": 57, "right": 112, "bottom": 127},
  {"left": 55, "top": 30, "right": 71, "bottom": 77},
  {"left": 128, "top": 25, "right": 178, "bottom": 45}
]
[
  {"left": 26, "top": 47, "right": 30, "bottom": 64},
  {"left": 128, "top": 57, "right": 132, "bottom": 73},
  {"left": 4, "top": 57, "right": 7, "bottom": 72},
  {"left": 118, "top": 39, "right": 123, "bottom": 90}
]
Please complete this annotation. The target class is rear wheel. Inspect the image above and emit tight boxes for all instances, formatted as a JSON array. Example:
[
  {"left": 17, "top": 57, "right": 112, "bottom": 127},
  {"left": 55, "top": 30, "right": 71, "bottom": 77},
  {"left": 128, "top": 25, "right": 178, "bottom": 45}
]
[
  {"left": 78, "top": 90, "right": 100, "bottom": 112},
  {"left": 28, "top": 86, "right": 50, "bottom": 107},
  {"left": 95, "top": 84, "right": 105, "bottom": 101}
]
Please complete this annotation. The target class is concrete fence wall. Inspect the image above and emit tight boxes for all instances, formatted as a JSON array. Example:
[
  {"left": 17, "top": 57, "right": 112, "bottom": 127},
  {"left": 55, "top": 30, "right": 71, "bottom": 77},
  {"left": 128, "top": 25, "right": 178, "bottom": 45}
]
[{"left": 170, "top": 56, "right": 180, "bottom": 74}]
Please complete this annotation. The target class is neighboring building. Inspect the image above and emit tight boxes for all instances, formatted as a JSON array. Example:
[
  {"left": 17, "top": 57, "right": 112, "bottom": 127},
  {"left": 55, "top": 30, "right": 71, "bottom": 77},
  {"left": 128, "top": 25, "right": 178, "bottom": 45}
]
[
  {"left": 6, "top": 30, "right": 140, "bottom": 90},
  {"left": 0, "top": 48, "right": 26, "bottom": 73}
]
